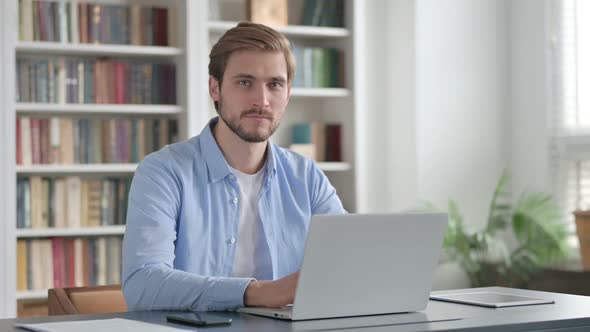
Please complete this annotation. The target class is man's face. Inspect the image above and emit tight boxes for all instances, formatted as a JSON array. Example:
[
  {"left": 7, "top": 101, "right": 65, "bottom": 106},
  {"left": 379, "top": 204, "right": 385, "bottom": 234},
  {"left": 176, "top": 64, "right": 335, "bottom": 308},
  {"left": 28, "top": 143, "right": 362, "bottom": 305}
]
[{"left": 209, "top": 50, "right": 291, "bottom": 143}]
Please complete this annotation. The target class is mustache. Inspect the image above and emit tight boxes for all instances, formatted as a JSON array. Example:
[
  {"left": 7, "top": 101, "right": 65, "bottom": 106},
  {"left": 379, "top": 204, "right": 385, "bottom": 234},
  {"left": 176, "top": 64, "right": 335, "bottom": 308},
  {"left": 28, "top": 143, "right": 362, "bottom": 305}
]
[{"left": 241, "top": 109, "right": 274, "bottom": 119}]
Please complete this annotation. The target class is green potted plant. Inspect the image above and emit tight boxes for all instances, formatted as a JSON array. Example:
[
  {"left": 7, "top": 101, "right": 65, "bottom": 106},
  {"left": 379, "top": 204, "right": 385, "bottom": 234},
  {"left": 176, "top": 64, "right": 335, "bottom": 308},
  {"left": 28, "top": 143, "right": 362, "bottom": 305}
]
[{"left": 424, "top": 172, "right": 571, "bottom": 287}]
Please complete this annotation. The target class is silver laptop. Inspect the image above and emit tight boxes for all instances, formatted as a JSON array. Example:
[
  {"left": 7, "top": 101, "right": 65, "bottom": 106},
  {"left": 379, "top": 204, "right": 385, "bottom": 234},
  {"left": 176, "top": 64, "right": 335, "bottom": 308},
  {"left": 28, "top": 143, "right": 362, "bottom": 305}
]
[{"left": 237, "top": 213, "right": 448, "bottom": 321}]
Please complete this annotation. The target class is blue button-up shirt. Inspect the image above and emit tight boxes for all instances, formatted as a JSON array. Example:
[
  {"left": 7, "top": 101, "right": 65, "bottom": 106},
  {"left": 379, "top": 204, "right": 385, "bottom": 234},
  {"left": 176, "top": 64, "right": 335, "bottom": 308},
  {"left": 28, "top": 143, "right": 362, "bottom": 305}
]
[{"left": 122, "top": 117, "right": 346, "bottom": 312}]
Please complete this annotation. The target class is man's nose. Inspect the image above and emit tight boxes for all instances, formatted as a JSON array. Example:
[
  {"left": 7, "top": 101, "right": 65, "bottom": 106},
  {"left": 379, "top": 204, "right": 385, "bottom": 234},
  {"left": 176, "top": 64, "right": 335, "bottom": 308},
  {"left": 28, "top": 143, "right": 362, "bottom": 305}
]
[{"left": 251, "top": 84, "right": 270, "bottom": 109}]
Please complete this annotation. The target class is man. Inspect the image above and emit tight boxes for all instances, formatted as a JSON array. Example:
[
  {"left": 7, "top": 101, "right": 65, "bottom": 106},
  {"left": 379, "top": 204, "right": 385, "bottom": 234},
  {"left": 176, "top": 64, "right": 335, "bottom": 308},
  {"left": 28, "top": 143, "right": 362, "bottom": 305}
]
[{"left": 122, "top": 22, "right": 346, "bottom": 312}]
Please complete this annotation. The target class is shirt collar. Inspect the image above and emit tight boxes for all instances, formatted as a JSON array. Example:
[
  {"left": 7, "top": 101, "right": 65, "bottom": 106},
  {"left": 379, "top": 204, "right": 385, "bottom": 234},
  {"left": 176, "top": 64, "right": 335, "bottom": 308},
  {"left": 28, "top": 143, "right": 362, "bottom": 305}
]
[{"left": 199, "top": 117, "right": 277, "bottom": 183}]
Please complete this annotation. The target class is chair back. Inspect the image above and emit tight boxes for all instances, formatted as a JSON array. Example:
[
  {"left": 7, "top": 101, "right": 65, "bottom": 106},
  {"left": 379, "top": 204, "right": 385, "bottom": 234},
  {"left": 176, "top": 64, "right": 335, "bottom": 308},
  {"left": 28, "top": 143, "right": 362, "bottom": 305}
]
[{"left": 48, "top": 285, "right": 127, "bottom": 315}]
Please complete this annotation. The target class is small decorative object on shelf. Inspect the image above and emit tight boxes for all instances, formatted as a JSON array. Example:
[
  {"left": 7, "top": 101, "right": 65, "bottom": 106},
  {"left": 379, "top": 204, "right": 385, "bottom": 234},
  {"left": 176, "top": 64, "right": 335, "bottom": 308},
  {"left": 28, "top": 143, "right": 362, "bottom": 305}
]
[{"left": 247, "top": 0, "right": 288, "bottom": 26}]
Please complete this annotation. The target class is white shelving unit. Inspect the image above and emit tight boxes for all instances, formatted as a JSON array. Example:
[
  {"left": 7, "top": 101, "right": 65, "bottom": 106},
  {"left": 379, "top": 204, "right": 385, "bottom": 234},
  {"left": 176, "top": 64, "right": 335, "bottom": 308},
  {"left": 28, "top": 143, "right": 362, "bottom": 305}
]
[
  {"left": 16, "top": 226, "right": 126, "bottom": 239},
  {"left": 16, "top": 163, "right": 348, "bottom": 175},
  {"left": 0, "top": 0, "right": 364, "bottom": 318},
  {"left": 16, "top": 290, "right": 47, "bottom": 301},
  {"left": 208, "top": 0, "right": 361, "bottom": 212},
  {"left": 317, "top": 162, "right": 353, "bottom": 172},
  {"left": 0, "top": 0, "right": 201, "bottom": 318},
  {"left": 15, "top": 103, "right": 183, "bottom": 115},
  {"left": 15, "top": 41, "right": 183, "bottom": 57},
  {"left": 209, "top": 20, "right": 350, "bottom": 38},
  {"left": 291, "top": 88, "right": 350, "bottom": 98},
  {"left": 16, "top": 164, "right": 138, "bottom": 175}
]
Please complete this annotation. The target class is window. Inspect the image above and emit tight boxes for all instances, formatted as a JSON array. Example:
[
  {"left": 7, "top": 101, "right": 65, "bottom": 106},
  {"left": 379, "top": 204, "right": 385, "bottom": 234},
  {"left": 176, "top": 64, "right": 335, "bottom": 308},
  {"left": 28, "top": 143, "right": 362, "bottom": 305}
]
[{"left": 550, "top": 0, "right": 590, "bottom": 250}]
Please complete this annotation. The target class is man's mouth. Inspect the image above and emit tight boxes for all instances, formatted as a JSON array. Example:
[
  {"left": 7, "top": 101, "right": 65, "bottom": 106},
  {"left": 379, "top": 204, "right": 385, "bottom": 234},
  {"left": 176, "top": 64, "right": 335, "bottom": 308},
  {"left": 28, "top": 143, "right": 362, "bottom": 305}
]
[{"left": 243, "top": 111, "right": 273, "bottom": 121}]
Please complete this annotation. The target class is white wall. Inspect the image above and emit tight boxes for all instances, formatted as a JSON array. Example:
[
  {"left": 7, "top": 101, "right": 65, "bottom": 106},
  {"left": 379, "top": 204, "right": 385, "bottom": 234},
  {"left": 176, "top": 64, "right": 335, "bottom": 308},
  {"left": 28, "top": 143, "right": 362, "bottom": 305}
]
[
  {"left": 359, "top": 0, "right": 418, "bottom": 213},
  {"left": 362, "top": 0, "right": 511, "bottom": 289},
  {"left": 416, "top": 0, "right": 510, "bottom": 289},
  {"left": 416, "top": 0, "right": 510, "bottom": 233},
  {"left": 510, "top": 0, "right": 551, "bottom": 195},
  {"left": 362, "top": 0, "right": 511, "bottom": 219}
]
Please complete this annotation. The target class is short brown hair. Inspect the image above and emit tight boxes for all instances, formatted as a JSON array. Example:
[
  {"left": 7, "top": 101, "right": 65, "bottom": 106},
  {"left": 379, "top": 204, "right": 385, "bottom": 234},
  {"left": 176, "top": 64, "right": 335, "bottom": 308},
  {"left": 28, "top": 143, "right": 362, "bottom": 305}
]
[{"left": 209, "top": 22, "right": 296, "bottom": 108}]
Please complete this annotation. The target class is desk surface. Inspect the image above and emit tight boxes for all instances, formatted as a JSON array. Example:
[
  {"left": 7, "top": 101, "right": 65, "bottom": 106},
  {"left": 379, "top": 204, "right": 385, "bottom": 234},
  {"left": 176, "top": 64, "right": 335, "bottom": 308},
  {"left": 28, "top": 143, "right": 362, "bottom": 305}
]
[{"left": 5, "top": 287, "right": 590, "bottom": 332}]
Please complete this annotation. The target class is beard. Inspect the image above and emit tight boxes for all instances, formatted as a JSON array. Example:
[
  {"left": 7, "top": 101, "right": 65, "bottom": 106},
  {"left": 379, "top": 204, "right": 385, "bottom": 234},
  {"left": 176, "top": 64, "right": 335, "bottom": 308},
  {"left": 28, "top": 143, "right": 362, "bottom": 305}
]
[{"left": 217, "top": 96, "right": 280, "bottom": 143}]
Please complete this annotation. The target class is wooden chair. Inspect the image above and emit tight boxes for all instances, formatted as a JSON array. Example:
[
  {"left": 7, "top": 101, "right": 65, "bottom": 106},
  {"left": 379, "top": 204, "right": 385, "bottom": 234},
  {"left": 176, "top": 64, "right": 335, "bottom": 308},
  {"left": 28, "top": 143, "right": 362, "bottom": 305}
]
[{"left": 48, "top": 285, "right": 127, "bottom": 315}]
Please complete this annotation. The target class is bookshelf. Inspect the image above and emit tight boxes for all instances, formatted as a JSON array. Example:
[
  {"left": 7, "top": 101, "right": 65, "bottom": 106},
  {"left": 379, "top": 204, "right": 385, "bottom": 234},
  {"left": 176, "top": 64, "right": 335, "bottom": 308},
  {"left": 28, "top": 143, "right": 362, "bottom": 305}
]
[{"left": 0, "top": 0, "right": 364, "bottom": 318}]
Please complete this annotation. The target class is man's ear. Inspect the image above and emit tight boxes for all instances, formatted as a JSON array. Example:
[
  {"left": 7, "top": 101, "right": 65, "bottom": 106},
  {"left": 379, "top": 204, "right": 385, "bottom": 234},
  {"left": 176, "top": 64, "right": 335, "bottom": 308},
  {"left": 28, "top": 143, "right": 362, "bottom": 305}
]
[{"left": 209, "top": 76, "right": 220, "bottom": 102}]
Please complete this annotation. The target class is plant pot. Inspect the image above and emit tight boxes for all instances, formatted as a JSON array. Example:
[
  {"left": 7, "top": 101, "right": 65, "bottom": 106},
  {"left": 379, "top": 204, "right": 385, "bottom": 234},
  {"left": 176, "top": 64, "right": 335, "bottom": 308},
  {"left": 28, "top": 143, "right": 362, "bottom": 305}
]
[{"left": 573, "top": 210, "right": 590, "bottom": 270}]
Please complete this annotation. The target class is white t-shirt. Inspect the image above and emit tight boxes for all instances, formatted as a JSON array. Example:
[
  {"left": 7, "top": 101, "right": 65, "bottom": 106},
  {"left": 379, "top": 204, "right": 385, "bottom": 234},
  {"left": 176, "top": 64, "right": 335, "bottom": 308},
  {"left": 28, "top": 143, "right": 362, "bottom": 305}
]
[{"left": 230, "top": 165, "right": 272, "bottom": 280}]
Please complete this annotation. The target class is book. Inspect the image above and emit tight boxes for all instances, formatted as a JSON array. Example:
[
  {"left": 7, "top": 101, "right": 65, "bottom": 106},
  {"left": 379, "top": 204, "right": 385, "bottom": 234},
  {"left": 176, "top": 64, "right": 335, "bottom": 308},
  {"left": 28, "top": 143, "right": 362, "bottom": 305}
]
[
  {"left": 66, "top": 176, "right": 81, "bottom": 228},
  {"left": 29, "top": 177, "right": 43, "bottom": 229},
  {"left": 40, "top": 240, "right": 54, "bottom": 290},
  {"left": 51, "top": 238, "right": 65, "bottom": 288},
  {"left": 325, "top": 123, "right": 342, "bottom": 161},
  {"left": 53, "top": 179, "right": 66, "bottom": 228},
  {"left": 291, "top": 122, "right": 334, "bottom": 162},
  {"left": 74, "top": 238, "right": 84, "bottom": 287},
  {"left": 20, "top": 117, "right": 32, "bottom": 165},
  {"left": 17, "top": 241, "right": 28, "bottom": 291}
]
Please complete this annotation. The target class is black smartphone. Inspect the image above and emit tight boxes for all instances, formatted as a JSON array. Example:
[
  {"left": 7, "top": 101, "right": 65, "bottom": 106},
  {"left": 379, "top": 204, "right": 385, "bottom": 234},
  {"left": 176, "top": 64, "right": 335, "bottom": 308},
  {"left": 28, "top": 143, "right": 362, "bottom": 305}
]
[{"left": 166, "top": 312, "right": 232, "bottom": 327}]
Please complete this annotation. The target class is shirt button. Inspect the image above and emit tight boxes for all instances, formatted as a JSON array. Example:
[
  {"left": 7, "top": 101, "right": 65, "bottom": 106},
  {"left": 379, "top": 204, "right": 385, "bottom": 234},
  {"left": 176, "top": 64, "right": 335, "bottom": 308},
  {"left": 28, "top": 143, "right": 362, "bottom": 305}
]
[
  {"left": 227, "top": 237, "right": 236, "bottom": 244},
  {"left": 229, "top": 175, "right": 236, "bottom": 181},
  {"left": 232, "top": 197, "right": 239, "bottom": 204}
]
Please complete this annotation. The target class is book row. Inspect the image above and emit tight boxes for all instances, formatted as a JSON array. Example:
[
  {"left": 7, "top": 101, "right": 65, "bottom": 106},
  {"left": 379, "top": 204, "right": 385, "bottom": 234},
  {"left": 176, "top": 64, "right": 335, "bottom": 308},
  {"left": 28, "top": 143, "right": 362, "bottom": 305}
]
[
  {"left": 292, "top": 47, "right": 345, "bottom": 88},
  {"left": 17, "top": 237, "right": 123, "bottom": 291},
  {"left": 16, "top": 57, "right": 176, "bottom": 104},
  {"left": 291, "top": 122, "right": 342, "bottom": 162},
  {"left": 16, "top": 116, "right": 178, "bottom": 165},
  {"left": 17, "top": 176, "right": 131, "bottom": 229},
  {"left": 18, "top": 0, "right": 173, "bottom": 46}
]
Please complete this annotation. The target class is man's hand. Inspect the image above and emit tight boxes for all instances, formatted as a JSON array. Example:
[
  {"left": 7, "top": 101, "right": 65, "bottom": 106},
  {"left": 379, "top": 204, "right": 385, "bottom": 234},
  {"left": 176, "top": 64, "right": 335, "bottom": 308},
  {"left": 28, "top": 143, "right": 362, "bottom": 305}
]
[{"left": 244, "top": 271, "right": 299, "bottom": 307}]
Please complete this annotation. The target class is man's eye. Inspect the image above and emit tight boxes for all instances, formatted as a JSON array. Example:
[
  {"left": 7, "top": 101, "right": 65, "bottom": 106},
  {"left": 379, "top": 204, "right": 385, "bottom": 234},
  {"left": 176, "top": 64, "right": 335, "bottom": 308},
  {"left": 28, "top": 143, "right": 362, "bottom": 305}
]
[
  {"left": 238, "top": 80, "right": 251, "bottom": 87},
  {"left": 270, "top": 82, "right": 283, "bottom": 89}
]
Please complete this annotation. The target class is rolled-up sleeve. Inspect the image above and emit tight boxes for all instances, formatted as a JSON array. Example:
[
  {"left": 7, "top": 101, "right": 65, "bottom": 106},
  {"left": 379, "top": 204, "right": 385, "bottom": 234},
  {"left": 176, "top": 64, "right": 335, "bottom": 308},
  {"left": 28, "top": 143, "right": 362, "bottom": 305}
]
[
  {"left": 309, "top": 162, "right": 347, "bottom": 215},
  {"left": 122, "top": 153, "right": 253, "bottom": 311}
]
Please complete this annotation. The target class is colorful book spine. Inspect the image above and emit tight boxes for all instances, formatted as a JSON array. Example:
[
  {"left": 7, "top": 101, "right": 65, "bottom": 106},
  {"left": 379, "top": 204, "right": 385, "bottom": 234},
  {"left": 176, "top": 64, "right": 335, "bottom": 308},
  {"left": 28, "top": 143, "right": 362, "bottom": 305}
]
[
  {"left": 17, "top": 237, "right": 123, "bottom": 290},
  {"left": 16, "top": 57, "right": 177, "bottom": 105},
  {"left": 291, "top": 122, "right": 339, "bottom": 162}
]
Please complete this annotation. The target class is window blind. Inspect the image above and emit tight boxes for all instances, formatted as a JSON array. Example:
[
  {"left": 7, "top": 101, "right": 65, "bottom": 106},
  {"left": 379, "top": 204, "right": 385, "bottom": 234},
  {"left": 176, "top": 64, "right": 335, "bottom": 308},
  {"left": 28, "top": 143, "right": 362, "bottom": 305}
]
[{"left": 550, "top": 0, "right": 590, "bottom": 245}]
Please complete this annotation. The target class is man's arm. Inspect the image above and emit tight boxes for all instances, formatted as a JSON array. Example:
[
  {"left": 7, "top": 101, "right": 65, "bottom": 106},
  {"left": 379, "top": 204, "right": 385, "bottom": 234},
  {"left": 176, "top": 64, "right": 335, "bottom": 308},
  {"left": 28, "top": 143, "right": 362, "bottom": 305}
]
[
  {"left": 309, "top": 162, "right": 347, "bottom": 214},
  {"left": 122, "top": 154, "right": 253, "bottom": 311}
]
